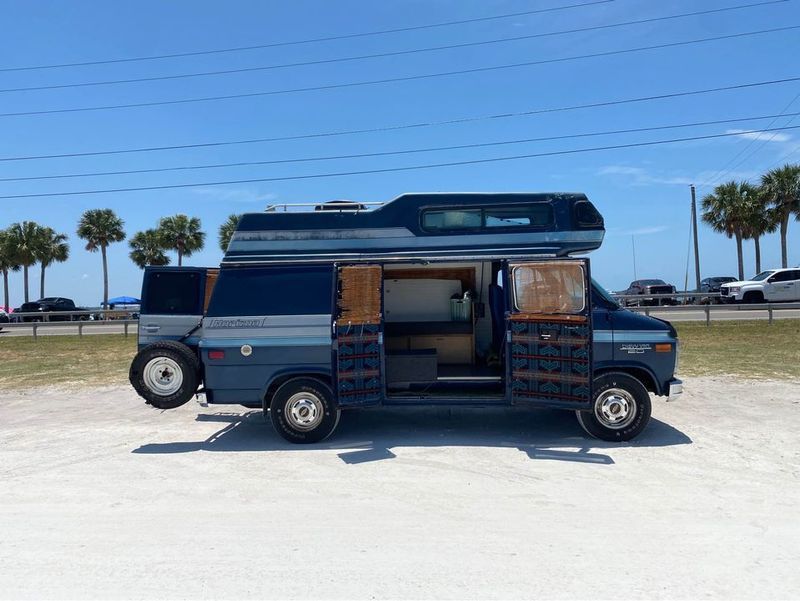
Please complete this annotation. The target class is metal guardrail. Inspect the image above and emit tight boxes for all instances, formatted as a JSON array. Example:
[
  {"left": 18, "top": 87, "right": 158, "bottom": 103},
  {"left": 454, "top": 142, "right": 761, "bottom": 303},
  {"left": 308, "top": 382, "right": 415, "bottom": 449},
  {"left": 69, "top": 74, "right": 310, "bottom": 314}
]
[
  {"left": 627, "top": 301, "right": 800, "bottom": 325},
  {"left": 0, "top": 319, "right": 138, "bottom": 338}
]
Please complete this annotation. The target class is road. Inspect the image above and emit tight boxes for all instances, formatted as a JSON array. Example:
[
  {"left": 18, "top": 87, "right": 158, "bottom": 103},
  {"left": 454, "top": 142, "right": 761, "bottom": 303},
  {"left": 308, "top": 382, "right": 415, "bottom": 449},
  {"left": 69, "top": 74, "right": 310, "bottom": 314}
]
[
  {"left": 2, "top": 306, "right": 799, "bottom": 337},
  {"left": 1, "top": 376, "right": 798, "bottom": 599}
]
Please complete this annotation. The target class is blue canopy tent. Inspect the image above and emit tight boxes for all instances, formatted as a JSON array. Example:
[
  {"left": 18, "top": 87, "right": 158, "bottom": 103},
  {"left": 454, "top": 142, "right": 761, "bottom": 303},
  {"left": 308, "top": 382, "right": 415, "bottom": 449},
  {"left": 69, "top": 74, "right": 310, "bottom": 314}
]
[{"left": 105, "top": 296, "right": 140, "bottom": 305}]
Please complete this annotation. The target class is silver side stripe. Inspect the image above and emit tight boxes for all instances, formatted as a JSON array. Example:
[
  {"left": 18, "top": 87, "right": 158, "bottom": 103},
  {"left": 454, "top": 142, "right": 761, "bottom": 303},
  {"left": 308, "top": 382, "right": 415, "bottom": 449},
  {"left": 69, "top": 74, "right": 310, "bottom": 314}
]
[
  {"left": 227, "top": 230, "right": 604, "bottom": 253},
  {"left": 202, "top": 314, "right": 331, "bottom": 339}
]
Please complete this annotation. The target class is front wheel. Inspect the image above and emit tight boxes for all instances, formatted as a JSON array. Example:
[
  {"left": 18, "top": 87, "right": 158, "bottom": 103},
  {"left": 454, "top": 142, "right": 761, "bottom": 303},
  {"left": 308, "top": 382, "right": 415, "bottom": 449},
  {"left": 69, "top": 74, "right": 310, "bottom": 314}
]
[
  {"left": 576, "top": 373, "right": 652, "bottom": 441},
  {"left": 269, "top": 378, "right": 340, "bottom": 444}
]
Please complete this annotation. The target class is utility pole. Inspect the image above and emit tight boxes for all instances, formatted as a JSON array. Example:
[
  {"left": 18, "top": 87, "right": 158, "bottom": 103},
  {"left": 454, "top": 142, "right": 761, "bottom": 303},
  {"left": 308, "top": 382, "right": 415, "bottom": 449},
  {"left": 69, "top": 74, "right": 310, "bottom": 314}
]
[{"left": 690, "top": 184, "right": 701, "bottom": 290}]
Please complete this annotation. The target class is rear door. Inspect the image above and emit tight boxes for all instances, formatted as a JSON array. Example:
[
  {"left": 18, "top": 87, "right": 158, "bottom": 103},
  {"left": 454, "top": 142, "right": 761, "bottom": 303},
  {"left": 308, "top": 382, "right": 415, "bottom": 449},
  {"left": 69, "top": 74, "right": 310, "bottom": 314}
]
[
  {"left": 138, "top": 268, "right": 208, "bottom": 346},
  {"left": 333, "top": 264, "right": 384, "bottom": 407},
  {"left": 507, "top": 259, "right": 593, "bottom": 408}
]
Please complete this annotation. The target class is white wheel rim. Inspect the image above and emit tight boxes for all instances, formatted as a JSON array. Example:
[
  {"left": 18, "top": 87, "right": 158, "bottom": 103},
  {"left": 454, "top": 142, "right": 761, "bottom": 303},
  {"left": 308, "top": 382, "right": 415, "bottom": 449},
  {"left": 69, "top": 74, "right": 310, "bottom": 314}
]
[
  {"left": 285, "top": 392, "right": 324, "bottom": 431},
  {"left": 143, "top": 357, "right": 184, "bottom": 396},
  {"left": 594, "top": 388, "right": 637, "bottom": 429}
]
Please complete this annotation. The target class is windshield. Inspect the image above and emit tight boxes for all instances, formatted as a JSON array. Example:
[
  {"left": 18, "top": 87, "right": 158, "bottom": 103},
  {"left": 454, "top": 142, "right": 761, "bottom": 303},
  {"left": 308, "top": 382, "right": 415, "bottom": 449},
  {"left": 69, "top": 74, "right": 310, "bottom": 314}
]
[
  {"left": 639, "top": 279, "right": 667, "bottom": 286},
  {"left": 751, "top": 271, "right": 775, "bottom": 281},
  {"left": 591, "top": 279, "right": 619, "bottom": 308},
  {"left": 711, "top": 277, "right": 736, "bottom": 283}
]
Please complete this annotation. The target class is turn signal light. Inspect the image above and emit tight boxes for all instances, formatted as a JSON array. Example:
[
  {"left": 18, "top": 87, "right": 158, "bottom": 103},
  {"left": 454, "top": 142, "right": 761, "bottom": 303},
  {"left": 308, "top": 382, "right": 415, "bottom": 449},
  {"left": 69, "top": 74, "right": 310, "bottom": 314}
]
[
  {"left": 655, "top": 343, "right": 672, "bottom": 353},
  {"left": 208, "top": 350, "right": 225, "bottom": 360}
]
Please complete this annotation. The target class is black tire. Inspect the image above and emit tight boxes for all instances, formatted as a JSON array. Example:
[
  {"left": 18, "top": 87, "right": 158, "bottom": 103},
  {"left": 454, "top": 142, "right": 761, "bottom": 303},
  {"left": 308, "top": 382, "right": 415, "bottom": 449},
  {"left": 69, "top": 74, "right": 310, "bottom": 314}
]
[
  {"left": 576, "top": 372, "right": 652, "bottom": 442},
  {"left": 129, "top": 340, "right": 201, "bottom": 409},
  {"left": 742, "top": 291, "right": 764, "bottom": 304},
  {"left": 269, "top": 377, "right": 340, "bottom": 444}
]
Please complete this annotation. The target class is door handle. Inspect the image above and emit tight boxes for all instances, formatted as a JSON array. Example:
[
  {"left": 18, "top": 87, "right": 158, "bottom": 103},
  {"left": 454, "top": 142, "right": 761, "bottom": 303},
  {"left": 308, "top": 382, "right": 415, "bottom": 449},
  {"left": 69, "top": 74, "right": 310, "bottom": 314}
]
[{"left": 142, "top": 324, "right": 160, "bottom": 333}]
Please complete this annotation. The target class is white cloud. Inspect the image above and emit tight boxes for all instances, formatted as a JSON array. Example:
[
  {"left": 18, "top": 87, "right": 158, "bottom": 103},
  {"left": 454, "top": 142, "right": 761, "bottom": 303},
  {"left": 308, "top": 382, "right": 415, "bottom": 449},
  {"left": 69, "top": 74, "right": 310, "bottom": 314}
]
[
  {"left": 726, "top": 129, "right": 792, "bottom": 143},
  {"left": 608, "top": 225, "right": 670, "bottom": 237},
  {"left": 596, "top": 165, "right": 695, "bottom": 186},
  {"left": 191, "top": 187, "right": 277, "bottom": 204}
]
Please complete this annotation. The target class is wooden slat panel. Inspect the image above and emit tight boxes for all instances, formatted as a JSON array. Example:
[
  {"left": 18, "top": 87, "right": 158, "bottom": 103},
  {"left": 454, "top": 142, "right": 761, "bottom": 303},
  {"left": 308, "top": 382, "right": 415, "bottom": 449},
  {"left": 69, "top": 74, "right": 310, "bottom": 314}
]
[
  {"left": 203, "top": 269, "right": 219, "bottom": 314},
  {"left": 337, "top": 265, "right": 382, "bottom": 325}
]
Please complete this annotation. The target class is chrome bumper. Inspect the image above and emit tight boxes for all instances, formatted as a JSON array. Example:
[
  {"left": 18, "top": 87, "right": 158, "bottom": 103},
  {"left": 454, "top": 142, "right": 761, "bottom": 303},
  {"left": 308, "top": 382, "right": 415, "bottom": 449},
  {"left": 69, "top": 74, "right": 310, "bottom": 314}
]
[{"left": 667, "top": 378, "right": 683, "bottom": 401}]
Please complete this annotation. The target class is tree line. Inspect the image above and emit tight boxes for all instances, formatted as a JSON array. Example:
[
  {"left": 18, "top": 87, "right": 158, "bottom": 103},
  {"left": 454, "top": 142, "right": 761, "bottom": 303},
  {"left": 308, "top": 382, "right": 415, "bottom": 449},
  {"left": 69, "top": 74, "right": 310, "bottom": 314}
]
[
  {"left": 701, "top": 164, "right": 800, "bottom": 280},
  {"left": 0, "top": 211, "right": 241, "bottom": 310}
]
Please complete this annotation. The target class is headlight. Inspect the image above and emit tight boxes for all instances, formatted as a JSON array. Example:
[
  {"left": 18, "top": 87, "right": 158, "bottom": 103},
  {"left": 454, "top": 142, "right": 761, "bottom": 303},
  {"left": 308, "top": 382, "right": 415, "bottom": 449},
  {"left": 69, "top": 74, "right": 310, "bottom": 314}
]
[{"left": 729, "top": 286, "right": 741, "bottom": 293}]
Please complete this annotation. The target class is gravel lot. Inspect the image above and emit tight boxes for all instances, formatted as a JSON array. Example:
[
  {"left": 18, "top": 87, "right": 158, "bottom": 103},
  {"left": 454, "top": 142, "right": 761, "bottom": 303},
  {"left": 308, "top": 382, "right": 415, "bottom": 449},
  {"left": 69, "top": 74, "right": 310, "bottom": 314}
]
[{"left": 1, "top": 377, "right": 798, "bottom": 600}]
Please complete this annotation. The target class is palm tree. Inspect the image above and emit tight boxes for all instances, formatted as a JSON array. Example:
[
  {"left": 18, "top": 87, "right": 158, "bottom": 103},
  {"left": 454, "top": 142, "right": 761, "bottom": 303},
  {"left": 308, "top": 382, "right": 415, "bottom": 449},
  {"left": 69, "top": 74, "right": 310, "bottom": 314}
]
[
  {"left": 35, "top": 227, "right": 70, "bottom": 299},
  {"left": 129, "top": 229, "right": 170, "bottom": 268},
  {"left": 701, "top": 181, "right": 754, "bottom": 280},
  {"left": 77, "top": 209, "right": 126, "bottom": 309},
  {"left": 158, "top": 214, "right": 205, "bottom": 266},
  {"left": 760, "top": 164, "right": 800, "bottom": 268},
  {"left": 0, "top": 229, "right": 21, "bottom": 311},
  {"left": 218, "top": 214, "right": 241, "bottom": 252},
  {"left": 6, "top": 221, "right": 45, "bottom": 302},
  {"left": 741, "top": 189, "right": 778, "bottom": 274}
]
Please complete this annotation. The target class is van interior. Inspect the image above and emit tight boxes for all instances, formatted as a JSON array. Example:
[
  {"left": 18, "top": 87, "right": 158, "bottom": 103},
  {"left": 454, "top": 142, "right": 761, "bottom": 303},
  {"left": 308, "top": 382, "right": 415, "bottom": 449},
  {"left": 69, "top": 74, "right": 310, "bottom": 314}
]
[{"left": 381, "top": 261, "right": 506, "bottom": 399}]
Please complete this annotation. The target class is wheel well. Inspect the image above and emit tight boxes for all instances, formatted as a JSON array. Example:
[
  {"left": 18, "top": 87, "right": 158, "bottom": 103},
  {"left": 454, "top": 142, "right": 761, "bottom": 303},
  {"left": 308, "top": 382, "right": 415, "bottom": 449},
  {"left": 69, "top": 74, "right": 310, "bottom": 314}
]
[
  {"left": 595, "top": 366, "right": 658, "bottom": 394},
  {"left": 263, "top": 372, "right": 332, "bottom": 407},
  {"left": 742, "top": 290, "right": 764, "bottom": 301}
]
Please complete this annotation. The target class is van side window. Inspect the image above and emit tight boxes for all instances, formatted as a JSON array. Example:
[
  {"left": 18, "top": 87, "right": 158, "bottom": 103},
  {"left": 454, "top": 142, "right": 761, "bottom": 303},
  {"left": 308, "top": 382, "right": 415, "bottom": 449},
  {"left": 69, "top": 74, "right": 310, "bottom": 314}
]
[
  {"left": 512, "top": 263, "right": 586, "bottom": 314},
  {"left": 422, "top": 209, "right": 481, "bottom": 231},
  {"left": 142, "top": 271, "right": 202, "bottom": 315},
  {"left": 484, "top": 205, "right": 553, "bottom": 228},
  {"left": 574, "top": 201, "right": 604, "bottom": 227},
  {"left": 207, "top": 265, "right": 333, "bottom": 317}
]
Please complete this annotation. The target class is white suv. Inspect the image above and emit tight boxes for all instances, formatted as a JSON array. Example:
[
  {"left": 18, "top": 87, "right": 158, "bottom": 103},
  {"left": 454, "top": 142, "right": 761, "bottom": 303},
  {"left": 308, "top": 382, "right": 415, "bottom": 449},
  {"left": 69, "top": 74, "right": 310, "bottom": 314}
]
[{"left": 719, "top": 268, "right": 800, "bottom": 303}]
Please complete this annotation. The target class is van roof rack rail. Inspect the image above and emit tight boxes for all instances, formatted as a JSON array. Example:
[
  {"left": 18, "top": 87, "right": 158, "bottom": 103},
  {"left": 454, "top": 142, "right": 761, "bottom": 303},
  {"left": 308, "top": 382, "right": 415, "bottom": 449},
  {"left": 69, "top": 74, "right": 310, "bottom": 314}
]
[{"left": 265, "top": 201, "right": 385, "bottom": 212}]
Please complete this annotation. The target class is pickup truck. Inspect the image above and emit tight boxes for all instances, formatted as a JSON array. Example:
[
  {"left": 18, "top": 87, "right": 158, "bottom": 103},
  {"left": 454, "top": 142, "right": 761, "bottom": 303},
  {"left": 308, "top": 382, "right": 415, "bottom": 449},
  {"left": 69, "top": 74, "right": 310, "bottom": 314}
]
[
  {"left": 15, "top": 297, "right": 90, "bottom": 322},
  {"left": 719, "top": 268, "right": 800, "bottom": 303},
  {"left": 619, "top": 279, "right": 677, "bottom": 306}
]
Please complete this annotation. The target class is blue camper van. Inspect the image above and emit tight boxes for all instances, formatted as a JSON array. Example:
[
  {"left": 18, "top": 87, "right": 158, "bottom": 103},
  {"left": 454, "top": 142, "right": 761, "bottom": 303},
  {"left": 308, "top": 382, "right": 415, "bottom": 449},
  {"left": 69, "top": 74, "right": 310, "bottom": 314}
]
[{"left": 130, "top": 193, "right": 682, "bottom": 443}]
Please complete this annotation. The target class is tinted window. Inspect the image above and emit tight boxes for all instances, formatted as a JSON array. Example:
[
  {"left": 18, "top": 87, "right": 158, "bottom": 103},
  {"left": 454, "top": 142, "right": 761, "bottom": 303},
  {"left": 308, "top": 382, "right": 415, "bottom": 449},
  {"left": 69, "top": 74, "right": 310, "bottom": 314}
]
[
  {"left": 574, "top": 201, "right": 603, "bottom": 227},
  {"left": 752, "top": 271, "right": 775, "bottom": 281},
  {"left": 142, "top": 271, "right": 203, "bottom": 315},
  {"left": 207, "top": 265, "right": 333, "bottom": 317},
  {"left": 769, "top": 271, "right": 797, "bottom": 283},
  {"left": 422, "top": 209, "right": 481, "bottom": 231},
  {"left": 484, "top": 205, "right": 553, "bottom": 228}
]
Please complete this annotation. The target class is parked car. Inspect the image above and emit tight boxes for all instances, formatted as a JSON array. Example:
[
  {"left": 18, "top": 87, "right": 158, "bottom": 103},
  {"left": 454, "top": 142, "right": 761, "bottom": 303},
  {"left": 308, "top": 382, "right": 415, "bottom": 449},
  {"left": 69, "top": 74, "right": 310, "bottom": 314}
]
[
  {"left": 693, "top": 276, "right": 737, "bottom": 304},
  {"left": 619, "top": 279, "right": 677, "bottom": 306},
  {"left": 16, "top": 297, "right": 90, "bottom": 322},
  {"left": 719, "top": 268, "right": 800, "bottom": 303},
  {"left": 0, "top": 308, "right": 9, "bottom": 331}
]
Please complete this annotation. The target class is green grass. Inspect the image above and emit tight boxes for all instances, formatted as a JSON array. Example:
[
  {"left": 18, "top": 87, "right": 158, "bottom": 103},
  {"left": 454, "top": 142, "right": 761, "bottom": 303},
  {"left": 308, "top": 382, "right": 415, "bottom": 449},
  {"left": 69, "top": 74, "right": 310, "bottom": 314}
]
[
  {"left": 675, "top": 319, "right": 800, "bottom": 379},
  {"left": 0, "top": 320, "right": 798, "bottom": 390},
  {"left": 0, "top": 334, "right": 137, "bottom": 389}
]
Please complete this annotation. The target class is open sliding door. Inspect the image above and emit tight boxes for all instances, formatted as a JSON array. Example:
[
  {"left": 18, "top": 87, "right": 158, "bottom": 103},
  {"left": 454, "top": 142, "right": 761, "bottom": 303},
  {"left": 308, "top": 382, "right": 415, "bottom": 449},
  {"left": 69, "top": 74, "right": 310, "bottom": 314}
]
[
  {"left": 334, "top": 265, "right": 384, "bottom": 407},
  {"left": 507, "top": 259, "right": 592, "bottom": 408}
]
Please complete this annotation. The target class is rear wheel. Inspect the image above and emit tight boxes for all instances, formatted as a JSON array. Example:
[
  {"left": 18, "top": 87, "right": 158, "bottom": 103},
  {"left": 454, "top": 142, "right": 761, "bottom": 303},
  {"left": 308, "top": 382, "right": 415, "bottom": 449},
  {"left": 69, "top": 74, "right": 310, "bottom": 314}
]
[
  {"left": 129, "top": 341, "right": 200, "bottom": 409},
  {"left": 269, "top": 377, "right": 340, "bottom": 444},
  {"left": 576, "top": 372, "right": 651, "bottom": 441}
]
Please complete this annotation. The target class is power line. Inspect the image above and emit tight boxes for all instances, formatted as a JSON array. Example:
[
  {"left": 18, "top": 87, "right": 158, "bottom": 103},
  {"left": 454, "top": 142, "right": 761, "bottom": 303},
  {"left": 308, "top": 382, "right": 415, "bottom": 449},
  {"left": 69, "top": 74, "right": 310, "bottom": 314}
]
[
  {"left": 0, "top": 0, "right": 614, "bottom": 73},
  {"left": 2, "top": 25, "right": 798, "bottom": 118},
  {"left": 3, "top": 75, "right": 799, "bottom": 162},
  {"left": 698, "top": 89, "right": 800, "bottom": 187},
  {"left": 0, "top": 1, "right": 786, "bottom": 94},
  {"left": 2, "top": 125, "right": 798, "bottom": 200},
  {"left": 3, "top": 111, "right": 799, "bottom": 183}
]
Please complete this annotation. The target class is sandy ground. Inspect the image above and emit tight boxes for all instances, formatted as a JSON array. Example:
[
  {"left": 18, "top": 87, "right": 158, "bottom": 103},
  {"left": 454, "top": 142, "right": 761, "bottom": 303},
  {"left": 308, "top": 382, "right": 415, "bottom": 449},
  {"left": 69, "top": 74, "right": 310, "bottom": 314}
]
[{"left": 1, "top": 377, "right": 799, "bottom": 600}]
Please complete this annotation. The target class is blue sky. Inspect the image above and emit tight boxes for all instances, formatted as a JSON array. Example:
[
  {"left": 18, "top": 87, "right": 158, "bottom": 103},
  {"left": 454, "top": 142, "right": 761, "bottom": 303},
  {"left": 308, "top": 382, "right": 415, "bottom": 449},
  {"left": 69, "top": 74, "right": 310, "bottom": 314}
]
[{"left": 2, "top": 0, "right": 799, "bottom": 307}]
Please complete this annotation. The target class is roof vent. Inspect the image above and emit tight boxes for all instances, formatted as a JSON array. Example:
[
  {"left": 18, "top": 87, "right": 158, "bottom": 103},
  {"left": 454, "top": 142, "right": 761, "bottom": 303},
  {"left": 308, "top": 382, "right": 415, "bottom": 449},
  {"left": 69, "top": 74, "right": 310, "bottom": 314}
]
[{"left": 314, "top": 200, "right": 368, "bottom": 212}]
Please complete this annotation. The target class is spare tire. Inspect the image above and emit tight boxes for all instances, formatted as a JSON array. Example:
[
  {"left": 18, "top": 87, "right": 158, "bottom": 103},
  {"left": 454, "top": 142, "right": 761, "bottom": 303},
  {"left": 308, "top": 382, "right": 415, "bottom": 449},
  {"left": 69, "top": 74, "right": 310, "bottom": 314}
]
[{"left": 129, "top": 340, "right": 201, "bottom": 409}]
